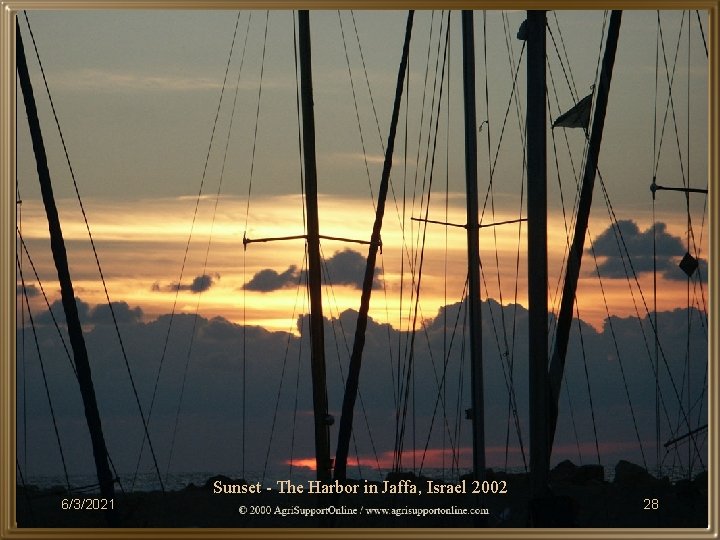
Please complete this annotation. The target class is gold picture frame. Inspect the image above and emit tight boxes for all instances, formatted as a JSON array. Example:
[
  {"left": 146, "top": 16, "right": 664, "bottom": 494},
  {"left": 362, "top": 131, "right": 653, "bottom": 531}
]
[{"left": 1, "top": 1, "right": 717, "bottom": 538}]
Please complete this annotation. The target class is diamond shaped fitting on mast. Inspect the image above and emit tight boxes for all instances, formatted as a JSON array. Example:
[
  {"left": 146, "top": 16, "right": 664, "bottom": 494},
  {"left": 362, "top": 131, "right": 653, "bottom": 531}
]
[{"left": 679, "top": 252, "right": 699, "bottom": 277}]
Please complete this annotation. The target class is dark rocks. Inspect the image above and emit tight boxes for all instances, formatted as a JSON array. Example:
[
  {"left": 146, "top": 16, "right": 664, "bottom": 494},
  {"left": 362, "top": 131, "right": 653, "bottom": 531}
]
[
  {"left": 203, "top": 475, "right": 246, "bottom": 490},
  {"left": 550, "top": 460, "right": 604, "bottom": 485},
  {"left": 478, "top": 469, "right": 529, "bottom": 486},
  {"left": 385, "top": 470, "right": 431, "bottom": 486},
  {"left": 675, "top": 478, "right": 701, "bottom": 502},
  {"left": 613, "top": 460, "right": 667, "bottom": 487},
  {"left": 529, "top": 495, "right": 576, "bottom": 527}
]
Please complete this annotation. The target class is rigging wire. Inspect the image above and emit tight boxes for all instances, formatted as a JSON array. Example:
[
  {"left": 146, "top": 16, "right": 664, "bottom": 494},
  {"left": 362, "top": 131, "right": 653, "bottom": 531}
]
[
  {"left": 652, "top": 10, "right": 662, "bottom": 475},
  {"left": 596, "top": 174, "right": 705, "bottom": 468},
  {"left": 17, "top": 254, "right": 71, "bottom": 492},
  {"left": 550, "top": 12, "right": 579, "bottom": 99},
  {"left": 17, "top": 177, "right": 29, "bottom": 477},
  {"left": 575, "top": 301, "right": 601, "bottom": 465},
  {"left": 442, "top": 14, "right": 451, "bottom": 476},
  {"left": 653, "top": 12, "right": 689, "bottom": 181},
  {"left": 588, "top": 15, "right": 705, "bottom": 467},
  {"left": 262, "top": 251, "right": 308, "bottom": 486},
  {"left": 22, "top": 12, "right": 165, "bottom": 492},
  {"left": 16, "top": 233, "right": 76, "bottom": 379},
  {"left": 338, "top": 10, "right": 376, "bottom": 211},
  {"left": 479, "top": 41, "right": 526, "bottom": 224},
  {"left": 500, "top": 11, "right": 528, "bottom": 471},
  {"left": 481, "top": 15, "right": 524, "bottom": 455},
  {"left": 471, "top": 26, "right": 527, "bottom": 462},
  {"left": 544, "top": 45, "right": 590, "bottom": 465},
  {"left": 544, "top": 13, "right": 608, "bottom": 340},
  {"left": 240, "top": 13, "right": 270, "bottom": 478},
  {"left": 288, "top": 293, "right": 306, "bottom": 481},
  {"left": 396, "top": 10, "right": 450, "bottom": 471},
  {"left": 18, "top": 233, "right": 129, "bottom": 494},
  {"left": 318, "top": 246, "right": 382, "bottom": 477},
  {"left": 242, "top": 11, "right": 271, "bottom": 235},
  {"left": 586, "top": 240, "right": 649, "bottom": 469},
  {"left": 146, "top": 10, "right": 253, "bottom": 489},
  {"left": 695, "top": 10, "right": 708, "bottom": 57},
  {"left": 394, "top": 9, "right": 439, "bottom": 469},
  {"left": 418, "top": 280, "right": 468, "bottom": 474},
  {"left": 545, "top": 11, "right": 689, "bottom": 474},
  {"left": 285, "top": 12, "right": 306, "bottom": 482},
  {"left": 339, "top": 11, "right": 401, "bottom": 431}
]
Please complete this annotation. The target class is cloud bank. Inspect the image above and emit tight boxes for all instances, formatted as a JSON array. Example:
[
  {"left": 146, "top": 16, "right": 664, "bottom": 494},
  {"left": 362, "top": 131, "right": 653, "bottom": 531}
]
[
  {"left": 590, "top": 220, "right": 707, "bottom": 282},
  {"left": 17, "top": 294, "right": 707, "bottom": 485},
  {"left": 243, "top": 249, "right": 382, "bottom": 292}
]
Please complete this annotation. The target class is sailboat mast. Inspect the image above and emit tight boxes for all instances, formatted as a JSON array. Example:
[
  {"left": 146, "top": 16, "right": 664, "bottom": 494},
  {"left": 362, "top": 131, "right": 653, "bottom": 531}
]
[
  {"left": 297, "top": 10, "right": 332, "bottom": 484},
  {"left": 547, "top": 11, "right": 623, "bottom": 452},
  {"left": 333, "top": 10, "right": 414, "bottom": 482},
  {"left": 16, "top": 21, "right": 116, "bottom": 510},
  {"left": 461, "top": 10, "right": 486, "bottom": 483},
  {"left": 525, "top": 10, "right": 550, "bottom": 498}
]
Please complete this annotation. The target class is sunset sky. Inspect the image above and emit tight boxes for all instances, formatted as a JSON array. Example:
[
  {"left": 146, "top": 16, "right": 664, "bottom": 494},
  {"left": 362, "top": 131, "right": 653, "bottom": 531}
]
[
  {"left": 13, "top": 8, "right": 709, "bottom": 483},
  {"left": 16, "top": 9, "right": 708, "bottom": 332}
]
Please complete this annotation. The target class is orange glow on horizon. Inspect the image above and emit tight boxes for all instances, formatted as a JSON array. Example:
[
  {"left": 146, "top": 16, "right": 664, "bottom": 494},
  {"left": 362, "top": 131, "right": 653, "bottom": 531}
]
[
  {"left": 16, "top": 194, "right": 706, "bottom": 333},
  {"left": 286, "top": 439, "right": 659, "bottom": 473}
]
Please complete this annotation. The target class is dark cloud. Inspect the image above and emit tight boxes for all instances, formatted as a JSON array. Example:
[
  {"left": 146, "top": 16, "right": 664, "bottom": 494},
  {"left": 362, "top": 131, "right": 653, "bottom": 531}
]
[
  {"left": 17, "top": 283, "right": 39, "bottom": 297},
  {"left": 152, "top": 273, "right": 218, "bottom": 294},
  {"left": 243, "top": 265, "right": 299, "bottom": 292},
  {"left": 88, "top": 302, "right": 143, "bottom": 325},
  {"left": 322, "top": 249, "right": 382, "bottom": 289},
  {"left": 32, "top": 298, "right": 142, "bottom": 326},
  {"left": 589, "top": 220, "right": 705, "bottom": 281},
  {"left": 35, "top": 297, "right": 90, "bottom": 325},
  {"left": 592, "top": 221, "right": 683, "bottom": 257},
  {"left": 17, "top": 294, "right": 707, "bottom": 481},
  {"left": 243, "top": 250, "right": 381, "bottom": 293},
  {"left": 662, "top": 256, "right": 708, "bottom": 282}
]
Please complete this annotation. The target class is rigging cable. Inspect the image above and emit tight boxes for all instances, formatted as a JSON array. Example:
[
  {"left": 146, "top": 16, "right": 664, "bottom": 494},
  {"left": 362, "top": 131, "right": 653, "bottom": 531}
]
[
  {"left": 17, "top": 254, "right": 71, "bottom": 492},
  {"left": 418, "top": 279, "right": 468, "bottom": 474},
  {"left": 597, "top": 169, "right": 705, "bottom": 468},
  {"left": 338, "top": 10, "right": 376, "bottom": 211},
  {"left": 17, "top": 179, "right": 28, "bottom": 477},
  {"left": 240, "top": 12, "right": 270, "bottom": 478},
  {"left": 22, "top": 12, "right": 165, "bottom": 492},
  {"left": 545, "top": 53, "right": 586, "bottom": 466},
  {"left": 594, "top": 12, "right": 705, "bottom": 465},
  {"left": 319, "top": 247, "right": 382, "bottom": 477},
  {"left": 482, "top": 14, "right": 522, "bottom": 458},
  {"left": 652, "top": 11, "right": 661, "bottom": 475},
  {"left": 474, "top": 31, "right": 527, "bottom": 462},
  {"left": 586, "top": 239, "right": 649, "bottom": 469},
  {"left": 16, "top": 236, "right": 127, "bottom": 494},
  {"left": 443, "top": 16, "right": 451, "bottom": 476},
  {"left": 394, "top": 9, "right": 440, "bottom": 469},
  {"left": 285, "top": 11, "right": 307, "bottom": 482},
  {"left": 339, "top": 11, "right": 401, "bottom": 435},
  {"left": 695, "top": 10, "right": 708, "bottom": 57},
  {"left": 158, "top": 10, "right": 254, "bottom": 487},
  {"left": 395, "top": 10, "right": 450, "bottom": 471},
  {"left": 17, "top": 233, "right": 76, "bottom": 378},
  {"left": 501, "top": 11, "right": 529, "bottom": 472},
  {"left": 262, "top": 251, "right": 308, "bottom": 486}
]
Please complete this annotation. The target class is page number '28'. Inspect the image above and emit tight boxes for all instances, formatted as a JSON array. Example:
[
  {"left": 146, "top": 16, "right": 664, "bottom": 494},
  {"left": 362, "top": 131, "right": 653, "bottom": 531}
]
[{"left": 643, "top": 498, "right": 659, "bottom": 510}]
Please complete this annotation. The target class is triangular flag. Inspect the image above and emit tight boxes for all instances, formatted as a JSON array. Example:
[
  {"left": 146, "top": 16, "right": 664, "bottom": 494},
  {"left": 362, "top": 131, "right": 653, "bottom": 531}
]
[{"left": 553, "top": 93, "right": 592, "bottom": 129}]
